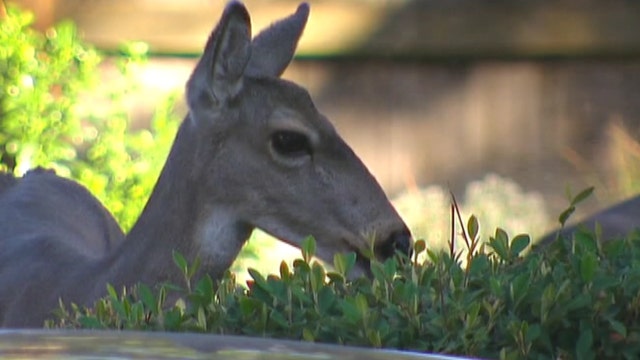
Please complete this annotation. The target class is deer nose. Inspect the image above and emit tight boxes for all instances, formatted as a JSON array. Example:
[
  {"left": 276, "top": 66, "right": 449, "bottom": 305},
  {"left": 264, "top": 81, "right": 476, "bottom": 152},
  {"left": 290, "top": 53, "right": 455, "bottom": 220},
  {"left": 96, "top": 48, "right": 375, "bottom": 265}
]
[{"left": 376, "top": 227, "right": 413, "bottom": 259}]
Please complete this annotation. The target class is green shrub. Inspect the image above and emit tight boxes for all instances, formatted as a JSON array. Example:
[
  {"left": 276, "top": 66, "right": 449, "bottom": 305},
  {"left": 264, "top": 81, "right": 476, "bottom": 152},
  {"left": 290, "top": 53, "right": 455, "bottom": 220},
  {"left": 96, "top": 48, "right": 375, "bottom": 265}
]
[
  {"left": 50, "top": 193, "right": 640, "bottom": 359},
  {"left": 0, "top": 5, "right": 99, "bottom": 174},
  {"left": 0, "top": 4, "right": 182, "bottom": 230}
]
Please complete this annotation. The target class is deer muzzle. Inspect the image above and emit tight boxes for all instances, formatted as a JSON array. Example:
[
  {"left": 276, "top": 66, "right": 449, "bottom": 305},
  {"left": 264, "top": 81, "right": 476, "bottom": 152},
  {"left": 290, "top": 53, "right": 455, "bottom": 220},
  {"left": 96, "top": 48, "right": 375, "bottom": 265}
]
[{"left": 376, "top": 227, "right": 413, "bottom": 260}]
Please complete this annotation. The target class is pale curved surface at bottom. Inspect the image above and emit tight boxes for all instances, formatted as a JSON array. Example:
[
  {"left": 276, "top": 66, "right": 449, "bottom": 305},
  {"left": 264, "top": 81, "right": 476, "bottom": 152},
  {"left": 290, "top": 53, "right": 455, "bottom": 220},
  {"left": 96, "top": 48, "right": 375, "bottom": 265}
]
[{"left": 0, "top": 330, "right": 470, "bottom": 360}]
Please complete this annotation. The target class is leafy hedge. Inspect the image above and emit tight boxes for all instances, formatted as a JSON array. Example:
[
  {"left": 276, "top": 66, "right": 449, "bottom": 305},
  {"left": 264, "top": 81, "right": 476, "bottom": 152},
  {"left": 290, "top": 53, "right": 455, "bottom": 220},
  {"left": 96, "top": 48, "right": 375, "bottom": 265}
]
[
  {"left": 0, "top": 4, "right": 180, "bottom": 231},
  {"left": 0, "top": 5, "right": 98, "bottom": 174},
  {"left": 50, "top": 193, "right": 640, "bottom": 359}
]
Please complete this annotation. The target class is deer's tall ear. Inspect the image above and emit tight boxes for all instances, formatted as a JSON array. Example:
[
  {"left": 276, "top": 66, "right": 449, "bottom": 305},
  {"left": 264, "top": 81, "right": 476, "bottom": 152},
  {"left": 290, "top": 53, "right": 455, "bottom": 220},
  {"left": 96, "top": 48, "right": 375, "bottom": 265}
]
[
  {"left": 246, "top": 3, "right": 309, "bottom": 78},
  {"left": 187, "top": 2, "right": 252, "bottom": 109}
]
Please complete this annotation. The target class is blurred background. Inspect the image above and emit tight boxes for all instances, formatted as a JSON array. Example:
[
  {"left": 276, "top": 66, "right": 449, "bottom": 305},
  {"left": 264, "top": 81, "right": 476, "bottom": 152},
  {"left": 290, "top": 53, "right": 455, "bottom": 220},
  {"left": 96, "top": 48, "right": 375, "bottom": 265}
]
[{"left": 7, "top": 0, "right": 640, "bottom": 279}]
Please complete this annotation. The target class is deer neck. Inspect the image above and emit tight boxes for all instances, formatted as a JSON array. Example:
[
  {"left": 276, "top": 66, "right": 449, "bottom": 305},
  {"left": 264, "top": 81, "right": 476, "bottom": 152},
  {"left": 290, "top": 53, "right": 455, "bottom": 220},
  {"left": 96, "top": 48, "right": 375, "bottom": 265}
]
[{"left": 103, "top": 116, "right": 253, "bottom": 288}]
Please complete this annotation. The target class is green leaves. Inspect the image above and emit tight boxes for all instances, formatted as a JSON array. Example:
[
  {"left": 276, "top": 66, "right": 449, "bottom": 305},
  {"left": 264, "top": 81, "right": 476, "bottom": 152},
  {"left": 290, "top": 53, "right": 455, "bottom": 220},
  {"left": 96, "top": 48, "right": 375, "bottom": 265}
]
[
  {"left": 488, "top": 228, "right": 530, "bottom": 263},
  {"left": 579, "top": 252, "right": 597, "bottom": 283},
  {"left": 1, "top": 4, "right": 182, "bottom": 231},
  {"left": 333, "top": 252, "right": 356, "bottom": 277},
  {"left": 1, "top": 6, "right": 101, "bottom": 175},
  {"left": 301, "top": 236, "right": 316, "bottom": 263},
  {"left": 50, "top": 224, "right": 640, "bottom": 358},
  {"left": 558, "top": 187, "right": 595, "bottom": 226}
]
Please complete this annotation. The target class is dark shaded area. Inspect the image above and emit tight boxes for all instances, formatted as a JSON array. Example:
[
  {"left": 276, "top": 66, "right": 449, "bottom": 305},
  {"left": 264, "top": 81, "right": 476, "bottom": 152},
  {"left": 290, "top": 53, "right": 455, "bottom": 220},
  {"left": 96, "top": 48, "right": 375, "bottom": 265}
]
[{"left": 358, "top": 0, "right": 640, "bottom": 60}]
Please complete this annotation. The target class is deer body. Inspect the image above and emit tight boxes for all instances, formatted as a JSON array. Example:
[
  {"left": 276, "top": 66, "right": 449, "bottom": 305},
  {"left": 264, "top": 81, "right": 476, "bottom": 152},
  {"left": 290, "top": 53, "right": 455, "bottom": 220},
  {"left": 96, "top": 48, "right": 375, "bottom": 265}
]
[{"left": 0, "top": 2, "right": 411, "bottom": 327}]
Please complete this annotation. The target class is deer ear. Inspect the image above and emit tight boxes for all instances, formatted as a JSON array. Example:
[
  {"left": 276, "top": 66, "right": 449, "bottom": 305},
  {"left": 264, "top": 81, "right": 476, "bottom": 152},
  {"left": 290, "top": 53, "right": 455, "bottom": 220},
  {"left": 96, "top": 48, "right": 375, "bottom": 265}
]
[
  {"left": 188, "top": 1, "right": 252, "bottom": 109},
  {"left": 246, "top": 3, "right": 309, "bottom": 78}
]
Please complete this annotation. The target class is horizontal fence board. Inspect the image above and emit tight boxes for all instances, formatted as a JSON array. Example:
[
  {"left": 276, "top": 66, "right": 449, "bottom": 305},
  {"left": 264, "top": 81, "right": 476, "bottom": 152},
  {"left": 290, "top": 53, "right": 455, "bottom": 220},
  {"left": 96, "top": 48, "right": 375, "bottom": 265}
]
[{"left": 12, "top": 0, "right": 640, "bottom": 59}]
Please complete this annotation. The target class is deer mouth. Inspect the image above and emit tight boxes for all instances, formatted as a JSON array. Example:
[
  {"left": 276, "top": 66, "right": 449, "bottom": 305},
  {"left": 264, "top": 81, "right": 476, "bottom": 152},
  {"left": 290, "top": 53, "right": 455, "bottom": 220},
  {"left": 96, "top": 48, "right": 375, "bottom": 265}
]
[
  {"left": 349, "top": 229, "right": 414, "bottom": 279},
  {"left": 354, "top": 251, "right": 373, "bottom": 278},
  {"left": 308, "top": 230, "right": 412, "bottom": 280}
]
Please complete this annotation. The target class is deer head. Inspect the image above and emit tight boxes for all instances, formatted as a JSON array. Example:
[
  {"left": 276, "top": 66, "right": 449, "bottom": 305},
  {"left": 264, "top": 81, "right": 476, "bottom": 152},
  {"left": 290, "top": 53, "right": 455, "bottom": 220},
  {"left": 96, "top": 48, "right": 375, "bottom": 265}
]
[{"left": 179, "top": 2, "right": 412, "bottom": 275}]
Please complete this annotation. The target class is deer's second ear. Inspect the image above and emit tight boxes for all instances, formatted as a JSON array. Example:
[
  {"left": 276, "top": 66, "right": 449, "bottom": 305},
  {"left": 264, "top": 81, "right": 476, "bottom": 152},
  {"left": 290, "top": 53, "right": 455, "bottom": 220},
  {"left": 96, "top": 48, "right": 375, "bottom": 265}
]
[{"left": 187, "top": 2, "right": 252, "bottom": 109}]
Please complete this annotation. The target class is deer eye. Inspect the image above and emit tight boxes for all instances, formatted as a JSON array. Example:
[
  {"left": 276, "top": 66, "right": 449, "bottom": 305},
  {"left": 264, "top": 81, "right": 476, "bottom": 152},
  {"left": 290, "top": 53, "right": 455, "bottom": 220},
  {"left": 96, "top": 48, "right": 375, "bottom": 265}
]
[{"left": 271, "top": 131, "right": 312, "bottom": 157}]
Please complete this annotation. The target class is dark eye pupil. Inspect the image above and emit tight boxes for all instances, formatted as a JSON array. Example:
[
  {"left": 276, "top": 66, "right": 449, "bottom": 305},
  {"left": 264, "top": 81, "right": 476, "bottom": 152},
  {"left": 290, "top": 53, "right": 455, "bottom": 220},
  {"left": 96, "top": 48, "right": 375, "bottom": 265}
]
[{"left": 271, "top": 131, "right": 311, "bottom": 157}]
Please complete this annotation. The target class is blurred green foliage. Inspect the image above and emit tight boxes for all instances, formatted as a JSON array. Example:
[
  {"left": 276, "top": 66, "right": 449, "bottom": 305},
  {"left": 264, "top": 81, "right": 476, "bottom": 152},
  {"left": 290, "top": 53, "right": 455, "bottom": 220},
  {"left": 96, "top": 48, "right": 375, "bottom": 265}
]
[
  {"left": 0, "top": 5, "right": 180, "bottom": 231},
  {"left": 0, "top": 6, "right": 98, "bottom": 174}
]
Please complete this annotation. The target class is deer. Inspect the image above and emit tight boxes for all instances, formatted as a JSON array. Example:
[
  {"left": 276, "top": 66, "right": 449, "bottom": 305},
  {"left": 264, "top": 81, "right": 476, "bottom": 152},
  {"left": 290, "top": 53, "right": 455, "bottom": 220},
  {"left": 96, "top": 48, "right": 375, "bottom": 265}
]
[{"left": 0, "top": 2, "right": 412, "bottom": 328}]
